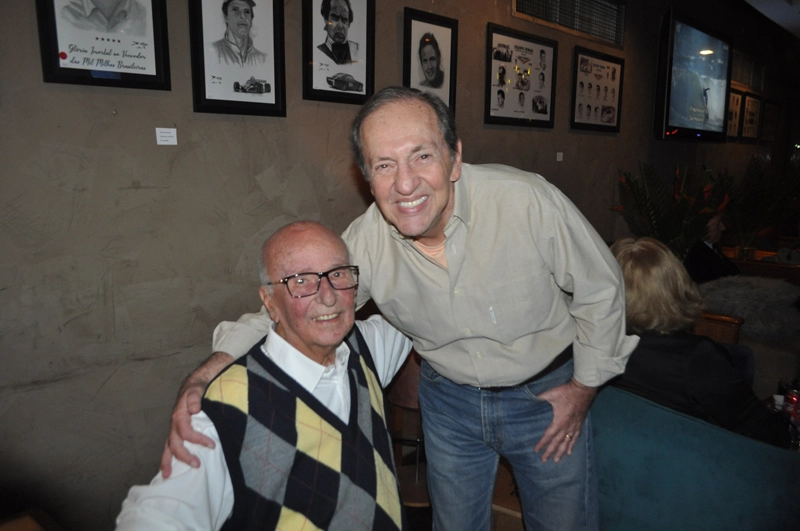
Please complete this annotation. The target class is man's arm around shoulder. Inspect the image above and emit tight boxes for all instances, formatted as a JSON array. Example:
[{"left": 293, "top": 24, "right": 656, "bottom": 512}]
[{"left": 161, "top": 308, "right": 274, "bottom": 476}]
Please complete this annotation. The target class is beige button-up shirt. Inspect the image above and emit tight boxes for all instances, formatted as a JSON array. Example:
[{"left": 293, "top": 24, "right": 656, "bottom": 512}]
[{"left": 213, "top": 163, "right": 637, "bottom": 388}]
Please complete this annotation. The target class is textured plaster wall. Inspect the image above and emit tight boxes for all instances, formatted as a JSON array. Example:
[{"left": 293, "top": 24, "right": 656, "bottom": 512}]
[{"left": 0, "top": 1, "right": 792, "bottom": 529}]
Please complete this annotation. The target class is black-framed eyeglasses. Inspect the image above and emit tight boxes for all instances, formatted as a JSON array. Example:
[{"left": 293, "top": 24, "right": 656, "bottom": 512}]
[{"left": 266, "top": 265, "right": 359, "bottom": 298}]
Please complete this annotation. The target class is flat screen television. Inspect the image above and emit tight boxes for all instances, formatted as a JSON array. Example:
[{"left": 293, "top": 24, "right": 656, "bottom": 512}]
[{"left": 654, "top": 10, "right": 732, "bottom": 141}]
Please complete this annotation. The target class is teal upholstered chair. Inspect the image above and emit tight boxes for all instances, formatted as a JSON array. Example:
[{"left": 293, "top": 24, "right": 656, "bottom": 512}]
[{"left": 591, "top": 387, "right": 800, "bottom": 530}]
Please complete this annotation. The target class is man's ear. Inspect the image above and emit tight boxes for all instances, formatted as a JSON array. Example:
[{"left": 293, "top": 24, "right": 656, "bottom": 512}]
[
  {"left": 450, "top": 140, "right": 463, "bottom": 183},
  {"left": 259, "top": 286, "right": 279, "bottom": 323}
]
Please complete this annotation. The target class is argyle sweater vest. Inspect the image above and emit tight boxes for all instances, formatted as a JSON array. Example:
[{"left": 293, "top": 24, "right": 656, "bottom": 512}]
[{"left": 202, "top": 326, "right": 404, "bottom": 531}]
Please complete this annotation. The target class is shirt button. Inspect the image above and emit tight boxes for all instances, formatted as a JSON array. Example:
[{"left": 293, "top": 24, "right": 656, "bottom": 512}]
[
  {"left": 476, "top": 351, "right": 482, "bottom": 359},
  {"left": 464, "top": 328, "right": 472, "bottom": 336},
  {"left": 454, "top": 287, "right": 461, "bottom": 295}
]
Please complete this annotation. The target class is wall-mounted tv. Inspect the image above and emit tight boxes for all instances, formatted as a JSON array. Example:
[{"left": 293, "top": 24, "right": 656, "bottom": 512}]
[{"left": 654, "top": 10, "right": 732, "bottom": 142}]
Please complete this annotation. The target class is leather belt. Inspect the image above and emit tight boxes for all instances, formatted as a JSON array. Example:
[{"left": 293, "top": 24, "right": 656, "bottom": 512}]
[{"left": 479, "top": 344, "right": 573, "bottom": 392}]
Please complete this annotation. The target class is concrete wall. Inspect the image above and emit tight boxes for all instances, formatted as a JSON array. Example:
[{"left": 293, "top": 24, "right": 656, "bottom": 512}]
[{"left": 0, "top": 1, "right": 793, "bottom": 529}]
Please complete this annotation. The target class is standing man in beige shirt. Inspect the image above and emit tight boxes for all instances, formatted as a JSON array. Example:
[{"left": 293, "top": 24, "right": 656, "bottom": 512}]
[{"left": 163, "top": 87, "right": 637, "bottom": 530}]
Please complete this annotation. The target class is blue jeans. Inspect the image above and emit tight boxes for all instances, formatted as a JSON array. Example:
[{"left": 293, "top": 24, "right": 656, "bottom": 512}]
[{"left": 418, "top": 359, "right": 598, "bottom": 531}]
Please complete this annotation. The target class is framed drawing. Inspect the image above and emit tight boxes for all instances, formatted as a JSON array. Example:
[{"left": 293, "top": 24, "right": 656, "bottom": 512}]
[
  {"left": 302, "top": 0, "right": 374, "bottom": 104},
  {"left": 740, "top": 93, "right": 761, "bottom": 142},
  {"left": 569, "top": 46, "right": 623, "bottom": 133},
  {"left": 484, "top": 23, "right": 557, "bottom": 128},
  {"left": 727, "top": 89, "right": 743, "bottom": 140},
  {"left": 759, "top": 102, "right": 778, "bottom": 144},
  {"left": 188, "top": 0, "right": 286, "bottom": 116},
  {"left": 35, "top": 0, "right": 171, "bottom": 90},
  {"left": 402, "top": 8, "right": 458, "bottom": 113}
]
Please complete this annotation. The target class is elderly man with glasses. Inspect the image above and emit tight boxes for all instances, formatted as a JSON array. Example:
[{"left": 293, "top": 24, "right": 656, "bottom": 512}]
[{"left": 115, "top": 221, "right": 411, "bottom": 531}]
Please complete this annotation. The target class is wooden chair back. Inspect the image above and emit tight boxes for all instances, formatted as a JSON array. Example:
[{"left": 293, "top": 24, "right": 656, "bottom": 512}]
[{"left": 693, "top": 311, "right": 744, "bottom": 344}]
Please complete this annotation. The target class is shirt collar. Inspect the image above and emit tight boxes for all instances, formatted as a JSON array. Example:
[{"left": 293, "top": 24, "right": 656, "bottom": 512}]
[
  {"left": 80, "top": 0, "right": 132, "bottom": 19},
  {"left": 324, "top": 36, "right": 350, "bottom": 49},
  {"left": 446, "top": 163, "right": 471, "bottom": 234},
  {"left": 260, "top": 323, "right": 350, "bottom": 394},
  {"left": 223, "top": 31, "right": 254, "bottom": 52}
]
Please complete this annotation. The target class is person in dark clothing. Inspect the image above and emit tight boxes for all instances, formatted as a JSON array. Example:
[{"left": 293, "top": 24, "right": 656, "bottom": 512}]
[
  {"left": 611, "top": 237, "right": 790, "bottom": 448},
  {"left": 683, "top": 214, "right": 740, "bottom": 284}
]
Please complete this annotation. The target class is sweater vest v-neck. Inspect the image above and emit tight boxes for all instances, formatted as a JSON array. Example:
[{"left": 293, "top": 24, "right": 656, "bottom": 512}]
[{"left": 202, "top": 326, "right": 404, "bottom": 530}]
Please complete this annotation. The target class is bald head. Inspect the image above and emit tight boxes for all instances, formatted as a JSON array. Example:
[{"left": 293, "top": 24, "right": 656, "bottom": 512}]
[{"left": 260, "top": 221, "right": 348, "bottom": 288}]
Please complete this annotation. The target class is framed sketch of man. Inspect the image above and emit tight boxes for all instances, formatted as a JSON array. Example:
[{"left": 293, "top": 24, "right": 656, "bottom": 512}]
[
  {"left": 35, "top": 0, "right": 170, "bottom": 90},
  {"left": 402, "top": 8, "right": 458, "bottom": 113},
  {"left": 302, "top": 0, "right": 374, "bottom": 104},
  {"left": 189, "top": 0, "right": 286, "bottom": 116}
]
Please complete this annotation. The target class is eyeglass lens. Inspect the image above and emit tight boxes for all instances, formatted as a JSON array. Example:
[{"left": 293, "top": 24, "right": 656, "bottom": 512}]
[{"left": 287, "top": 266, "right": 358, "bottom": 297}]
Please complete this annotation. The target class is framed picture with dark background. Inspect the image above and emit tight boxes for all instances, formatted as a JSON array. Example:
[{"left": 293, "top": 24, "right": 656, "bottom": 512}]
[
  {"left": 727, "top": 89, "right": 743, "bottom": 140},
  {"left": 569, "top": 46, "right": 624, "bottom": 132},
  {"left": 35, "top": 0, "right": 170, "bottom": 90},
  {"left": 188, "top": 0, "right": 286, "bottom": 116},
  {"left": 303, "top": 0, "right": 374, "bottom": 104},
  {"left": 740, "top": 93, "right": 761, "bottom": 142},
  {"left": 403, "top": 8, "right": 458, "bottom": 113},
  {"left": 484, "top": 23, "right": 557, "bottom": 128}
]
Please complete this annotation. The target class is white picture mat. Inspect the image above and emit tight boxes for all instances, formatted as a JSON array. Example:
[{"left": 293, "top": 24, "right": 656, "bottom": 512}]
[
  {"left": 409, "top": 20, "right": 451, "bottom": 107},
  {"left": 489, "top": 32, "right": 553, "bottom": 121},
  {"left": 310, "top": 0, "right": 368, "bottom": 94},
  {"left": 54, "top": 0, "right": 157, "bottom": 75},
  {"left": 727, "top": 91, "right": 742, "bottom": 137},
  {"left": 201, "top": 0, "right": 277, "bottom": 104},
  {"left": 572, "top": 52, "right": 621, "bottom": 127},
  {"left": 742, "top": 96, "right": 761, "bottom": 139}
]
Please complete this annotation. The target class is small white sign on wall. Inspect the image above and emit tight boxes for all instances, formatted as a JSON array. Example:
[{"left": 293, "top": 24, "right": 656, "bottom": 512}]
[{"left": 155, "top": 127, "right": 177, "bottom": 145}]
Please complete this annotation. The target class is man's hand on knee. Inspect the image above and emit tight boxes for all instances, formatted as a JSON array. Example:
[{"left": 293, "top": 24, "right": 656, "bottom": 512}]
[{"left": 534, "top": 378, "right": 596, "bottom": 463}]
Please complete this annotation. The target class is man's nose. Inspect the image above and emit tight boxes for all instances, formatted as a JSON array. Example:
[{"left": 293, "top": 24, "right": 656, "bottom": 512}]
[
  {"left": 317, "top": 276, "right": 337, "bottom": 305},
  {"left": 394, "top": 164, "right": 418, "bottom": 195}
]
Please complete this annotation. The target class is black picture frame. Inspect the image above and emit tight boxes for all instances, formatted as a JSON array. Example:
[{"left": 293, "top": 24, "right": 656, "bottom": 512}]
[
  {"left": 35, "top": 0, "right": 170, "bottom": 91},
  {"left": 402, "top": 8, "right": 458, "bottom": 114},
  {"left": 759, "top": 101, "right": 778, "bottom": 144},
  {"left": 740, "top": 93, "right": 761, "bottom": 143},
  {"left": 727, "top": 89, "right": 743, "bottom": 140},
  {"left": 484, "top": 23, "right": 557, "bottom": 128},
  {"left": 302, "top": 0, "right": 374, "bottom": 104},
  {"left": 569, "top": 46, "right": 624, "bottom": 133},
  {"left": 188, "top": 0, "right": 286, "bottom": 116}
]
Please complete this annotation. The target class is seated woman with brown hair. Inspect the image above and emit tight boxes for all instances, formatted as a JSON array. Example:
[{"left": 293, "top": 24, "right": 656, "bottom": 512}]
[{"left": 610, "top": 237, "right": 790, "bottom": 448}]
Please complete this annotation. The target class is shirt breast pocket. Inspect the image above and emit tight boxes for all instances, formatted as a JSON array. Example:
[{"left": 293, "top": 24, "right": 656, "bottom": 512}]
[{"left": 487, "top": 272, "right": 555, "bottom": 345}]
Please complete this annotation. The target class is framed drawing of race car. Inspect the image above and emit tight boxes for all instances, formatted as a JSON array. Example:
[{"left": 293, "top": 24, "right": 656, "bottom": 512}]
[
  {"left": 302, "top": 0, "right": 375, "bottom": 104},
  {"left": 188, "top": 0, "right": 286, "bottom": 116}
]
